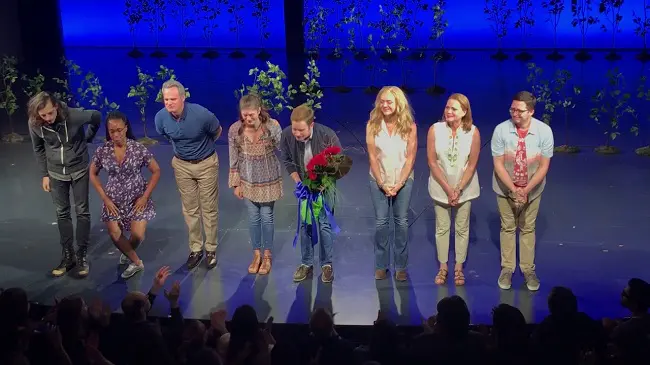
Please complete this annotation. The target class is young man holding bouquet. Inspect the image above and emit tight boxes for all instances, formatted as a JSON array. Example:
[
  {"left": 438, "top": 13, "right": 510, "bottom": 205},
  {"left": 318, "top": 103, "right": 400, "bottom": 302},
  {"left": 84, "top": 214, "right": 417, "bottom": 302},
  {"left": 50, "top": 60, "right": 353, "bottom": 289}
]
[{"left": 280, "top": 104, "right": 343, "bottom": 283}]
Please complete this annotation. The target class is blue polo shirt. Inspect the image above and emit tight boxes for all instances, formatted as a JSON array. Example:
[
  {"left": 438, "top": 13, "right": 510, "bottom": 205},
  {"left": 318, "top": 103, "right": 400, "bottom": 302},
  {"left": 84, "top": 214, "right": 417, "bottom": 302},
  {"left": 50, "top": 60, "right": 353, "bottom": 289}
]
[{"left": 154, "top": 102, "right": 221, "bottom": 161}]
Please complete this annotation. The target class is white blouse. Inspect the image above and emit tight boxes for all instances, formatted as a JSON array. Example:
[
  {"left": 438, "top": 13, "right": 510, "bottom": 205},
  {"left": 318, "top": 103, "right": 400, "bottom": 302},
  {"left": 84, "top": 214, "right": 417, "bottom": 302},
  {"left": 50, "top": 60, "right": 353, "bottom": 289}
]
[
  {"left": 428, "top": 122, "right": 480, "bottom": 204},
  {"left": 370, "top": 120, "right": 414, "bottom": 186}
]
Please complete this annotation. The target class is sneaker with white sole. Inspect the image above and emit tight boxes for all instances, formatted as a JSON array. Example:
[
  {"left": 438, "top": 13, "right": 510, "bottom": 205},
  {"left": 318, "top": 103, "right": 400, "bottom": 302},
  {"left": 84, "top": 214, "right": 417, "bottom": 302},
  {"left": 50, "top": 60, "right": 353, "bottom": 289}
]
[
  {"left": 523, "top": 270, "right": 540, "bottom": 291},
  {"left": 498, "top": 268, "right": 513, "bottom": 290},
  {"left": 121, "top": 261, "right": 144, "bottom": 279}
]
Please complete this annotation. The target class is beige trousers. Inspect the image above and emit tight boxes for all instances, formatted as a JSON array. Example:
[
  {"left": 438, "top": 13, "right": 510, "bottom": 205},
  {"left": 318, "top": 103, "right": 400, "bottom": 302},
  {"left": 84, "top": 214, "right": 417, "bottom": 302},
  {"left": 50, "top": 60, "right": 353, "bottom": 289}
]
[
  {"left": 434, "top": 201, "right": 472, "bottom": 264},
  {"left": 496, "top": 194, "right": 541, "bottom": 272},
  {"left": 172, "top": 153, "right": 219, "bottom": 253}
]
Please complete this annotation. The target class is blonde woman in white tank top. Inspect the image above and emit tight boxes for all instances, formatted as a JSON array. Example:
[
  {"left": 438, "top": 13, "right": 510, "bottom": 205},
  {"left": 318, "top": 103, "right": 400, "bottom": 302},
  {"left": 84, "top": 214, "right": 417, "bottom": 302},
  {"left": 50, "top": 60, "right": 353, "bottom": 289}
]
[
  {"left": 366, "top": 86, "right": 417, "bottom": 282},
  {"left": 427, "top": 94, "right": 481, "bottom": 286}
]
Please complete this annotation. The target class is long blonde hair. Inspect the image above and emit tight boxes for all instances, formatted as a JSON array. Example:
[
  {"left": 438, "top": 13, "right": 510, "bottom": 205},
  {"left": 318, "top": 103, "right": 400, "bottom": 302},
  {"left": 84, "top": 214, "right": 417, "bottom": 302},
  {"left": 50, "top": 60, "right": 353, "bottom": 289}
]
[
  {"left": 446, "top": 93, "right": 474, "bottom": 132},
  {"left": 367, "top": 86, "right": 414, "bottom": 139}
]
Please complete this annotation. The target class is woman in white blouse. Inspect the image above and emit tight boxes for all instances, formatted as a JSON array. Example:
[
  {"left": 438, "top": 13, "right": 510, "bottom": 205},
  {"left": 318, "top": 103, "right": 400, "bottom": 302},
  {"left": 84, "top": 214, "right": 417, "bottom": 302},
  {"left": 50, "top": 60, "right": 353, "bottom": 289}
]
[
  {"left": 427, "top": 93, "right": 481, "bottom": 286},
  {"left": 366, "top": 86, "right": 417, "bottom": 282}
]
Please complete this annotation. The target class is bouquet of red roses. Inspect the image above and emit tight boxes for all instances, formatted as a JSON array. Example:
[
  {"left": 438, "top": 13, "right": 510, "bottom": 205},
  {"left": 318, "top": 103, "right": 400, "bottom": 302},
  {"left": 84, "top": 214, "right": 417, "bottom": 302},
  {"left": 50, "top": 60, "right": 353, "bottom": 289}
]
[{"left": 292, "top": 146, "right": 352, "bottom": 247}]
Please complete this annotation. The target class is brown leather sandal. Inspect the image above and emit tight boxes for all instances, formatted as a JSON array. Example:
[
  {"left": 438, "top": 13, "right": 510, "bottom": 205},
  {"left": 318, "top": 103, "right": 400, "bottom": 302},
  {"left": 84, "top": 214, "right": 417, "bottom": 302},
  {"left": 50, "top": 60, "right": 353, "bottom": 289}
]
[
  {"left": 248, "top": 250, "right": 261, "bottom": 274},
  {"left": 434, "top": 268, "right": 448, "bottom": 285},
  {"left": 258, "top": 251, "right": 272, "bottom": 275},
  {"left": 454, "top": 270, "right": 465, "bottom": 286}
]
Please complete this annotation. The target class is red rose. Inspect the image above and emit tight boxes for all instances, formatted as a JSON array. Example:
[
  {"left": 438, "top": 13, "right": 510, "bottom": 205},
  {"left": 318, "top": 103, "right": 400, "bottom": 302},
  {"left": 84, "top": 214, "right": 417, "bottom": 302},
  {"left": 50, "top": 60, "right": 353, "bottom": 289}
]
[
  {"left": 323, "top": 146, "right": 341, "bottom": 156},
  {"left": 311, "top": 154, "right": 328, "bottom": 167},
  {"left": 308, "top": 171, "right": 317, "bottom": 180}
]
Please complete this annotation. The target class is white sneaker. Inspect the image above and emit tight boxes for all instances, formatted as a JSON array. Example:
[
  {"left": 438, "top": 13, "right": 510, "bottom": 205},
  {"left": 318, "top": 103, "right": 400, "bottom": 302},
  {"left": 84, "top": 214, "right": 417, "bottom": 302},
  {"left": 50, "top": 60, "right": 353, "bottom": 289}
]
[{"left": 121, "top": 261, "right": 144, "bottom": 279}]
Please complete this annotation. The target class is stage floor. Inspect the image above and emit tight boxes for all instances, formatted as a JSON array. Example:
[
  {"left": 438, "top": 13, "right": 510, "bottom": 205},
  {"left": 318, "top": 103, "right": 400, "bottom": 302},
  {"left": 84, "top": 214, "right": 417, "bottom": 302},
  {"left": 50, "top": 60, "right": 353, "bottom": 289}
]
[
  {"left": 1, "top": 140, "right": 649, "bottom": 326},
  {"left": 2, "top": 47, "right": 650, "bottom": 325}
]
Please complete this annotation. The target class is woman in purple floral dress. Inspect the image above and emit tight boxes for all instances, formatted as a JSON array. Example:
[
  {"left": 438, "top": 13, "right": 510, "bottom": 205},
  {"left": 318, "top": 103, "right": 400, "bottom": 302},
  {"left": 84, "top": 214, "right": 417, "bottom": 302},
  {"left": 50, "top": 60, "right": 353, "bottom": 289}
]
[{"left": 89, "top": 111, "right": 161, "bottom": 279}]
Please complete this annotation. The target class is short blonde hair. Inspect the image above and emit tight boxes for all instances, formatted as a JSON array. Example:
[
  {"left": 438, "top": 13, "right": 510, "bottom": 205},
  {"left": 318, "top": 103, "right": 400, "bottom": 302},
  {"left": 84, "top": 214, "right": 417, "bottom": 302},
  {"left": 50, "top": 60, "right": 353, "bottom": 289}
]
[{"left": 290, "top": 103, "right": 315, "bottom": 125}]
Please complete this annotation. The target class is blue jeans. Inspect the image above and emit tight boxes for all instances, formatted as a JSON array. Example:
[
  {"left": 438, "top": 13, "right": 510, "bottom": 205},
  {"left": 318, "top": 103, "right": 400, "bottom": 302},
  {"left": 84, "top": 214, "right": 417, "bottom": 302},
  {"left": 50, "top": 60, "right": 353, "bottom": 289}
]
[
  {"left": 300, "top": 196, "right": 334, "bottom": 267},
  {"left": 244, "top": 200, "right": 275, "bottom": 251},
  {"left": 369, "top": 178, "right": 413, "bottom": 271}
]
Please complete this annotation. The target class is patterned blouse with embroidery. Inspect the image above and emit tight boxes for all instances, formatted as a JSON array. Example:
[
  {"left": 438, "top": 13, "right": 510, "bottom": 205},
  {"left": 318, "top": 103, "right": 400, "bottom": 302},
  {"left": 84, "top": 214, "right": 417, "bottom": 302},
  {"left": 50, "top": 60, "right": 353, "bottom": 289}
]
[{"left": 228, "top": 119, "right": 283, "bottom": 203}]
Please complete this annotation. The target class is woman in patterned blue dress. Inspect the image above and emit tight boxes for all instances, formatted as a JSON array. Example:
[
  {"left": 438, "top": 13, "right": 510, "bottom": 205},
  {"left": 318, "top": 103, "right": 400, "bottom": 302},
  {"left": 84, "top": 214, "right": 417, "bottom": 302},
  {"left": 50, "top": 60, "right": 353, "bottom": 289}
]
[{"left": 89, "top": 111, "right": 161, "bottom": 279}]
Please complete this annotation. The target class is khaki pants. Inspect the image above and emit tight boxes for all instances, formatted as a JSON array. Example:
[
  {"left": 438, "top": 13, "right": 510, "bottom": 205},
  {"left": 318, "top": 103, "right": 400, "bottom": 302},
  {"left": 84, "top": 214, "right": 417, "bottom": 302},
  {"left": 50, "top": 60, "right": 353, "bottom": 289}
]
[
  {"left": 172, "top": 154, "right": 219, "bottom": 252},
  {"left": 434, "top": 201, "right": 471, "bottom": 264},
  {"left": 497, "top": 194, "right": 541, "bottom": 272}
]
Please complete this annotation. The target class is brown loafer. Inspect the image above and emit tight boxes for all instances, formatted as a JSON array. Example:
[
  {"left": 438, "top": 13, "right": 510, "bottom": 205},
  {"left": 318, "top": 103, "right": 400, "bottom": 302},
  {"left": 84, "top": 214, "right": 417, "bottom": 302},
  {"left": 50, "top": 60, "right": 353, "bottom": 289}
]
[
  {"left": 375, "top": 269, "right": 387, "bottom": 280},
  {"left": 395, "top": 270, "right": 408, "bottom": 282}
]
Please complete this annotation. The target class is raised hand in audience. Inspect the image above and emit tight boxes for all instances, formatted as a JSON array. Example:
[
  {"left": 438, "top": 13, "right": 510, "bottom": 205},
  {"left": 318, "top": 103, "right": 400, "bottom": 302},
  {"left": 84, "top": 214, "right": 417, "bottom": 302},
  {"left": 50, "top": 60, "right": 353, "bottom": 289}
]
[
  {"left": 164, "top": 280, "right": 181, "bottom": 308},
  {"left": 150, "top": 266, "right": 172, "bottom": 294},
  {"left": 210, "top": 308, "right": 228, "bottom": 335}
]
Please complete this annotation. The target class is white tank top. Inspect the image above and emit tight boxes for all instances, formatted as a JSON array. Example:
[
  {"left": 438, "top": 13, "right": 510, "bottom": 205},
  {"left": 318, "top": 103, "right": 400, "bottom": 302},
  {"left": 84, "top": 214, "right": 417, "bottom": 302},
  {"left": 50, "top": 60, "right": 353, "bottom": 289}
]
[
  {"left": 428, "top": 122, "right": 480, "bottom": 204},
  {"left": 369, "top": 120, "right": 414, "bottom": 185}
]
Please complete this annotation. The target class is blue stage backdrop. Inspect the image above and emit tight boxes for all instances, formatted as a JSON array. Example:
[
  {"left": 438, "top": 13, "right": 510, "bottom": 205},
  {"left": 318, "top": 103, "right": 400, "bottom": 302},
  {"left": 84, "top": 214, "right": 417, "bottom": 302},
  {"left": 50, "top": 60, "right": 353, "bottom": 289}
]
[
  {"left": 59, "top": 0, "right": 286, "bottom": 49},
  {"left": 61, "top": 0, "right": 647, "bottom": 50},
  {"left": 303, "top": 0, "right": 647, "bottom": 51}
]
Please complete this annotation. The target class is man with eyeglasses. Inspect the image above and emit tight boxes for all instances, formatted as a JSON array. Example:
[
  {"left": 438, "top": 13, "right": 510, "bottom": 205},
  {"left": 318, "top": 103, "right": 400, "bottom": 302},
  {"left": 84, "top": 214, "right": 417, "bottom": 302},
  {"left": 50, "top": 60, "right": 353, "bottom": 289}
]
[{"left": 491, "top": 91, "right": 554, "bottom": 292}]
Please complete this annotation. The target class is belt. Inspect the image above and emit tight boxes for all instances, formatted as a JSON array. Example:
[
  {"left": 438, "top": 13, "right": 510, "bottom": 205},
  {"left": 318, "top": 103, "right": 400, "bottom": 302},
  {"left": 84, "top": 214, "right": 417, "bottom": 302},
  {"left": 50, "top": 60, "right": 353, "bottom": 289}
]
[{"left": 175, "top": 151, "right": 215, "bottom": 164}]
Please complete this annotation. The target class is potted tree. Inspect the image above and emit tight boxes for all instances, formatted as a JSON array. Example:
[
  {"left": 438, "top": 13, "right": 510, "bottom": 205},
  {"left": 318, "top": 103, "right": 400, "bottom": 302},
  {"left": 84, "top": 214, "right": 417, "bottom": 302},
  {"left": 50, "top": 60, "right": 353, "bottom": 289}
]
[
  {"left": 250, "top": 0, "right": 272, "bottom": 60},
  {"left": 484, "top": 0, "right": 512, "bottom": 61},
  {"left": 0, "top": 56, "right": 21, "bottom": 143},
  {"left": 124, "top": 0, "right": 145, "bottom": 58},
  {"left": 154, "top": 65, "right": 191, "bottom": 103},
  {"left": 551, "top": 69, "right": 582, "bottom": 153},
  {"left": 234, "top": 62, "right": 296, "bottom": 114},
  {"left": 53, "top": 58, "right": 83, "bottom": 106},
  {"left": 543, "top": 0, "right": 565, "bottom": 61},
  {"left": 171, "top": 0, "right": 196, "bottom": 59},
  {"left": 294, "top": 60, "right": 324, "bottom": 110},
  {"left": 426, "top": 53, "right": 446, "bottom": 96},
  {"left": 633, "top": 1, "right": 650, "bottom": 62},
  {"left": 144, "top": 0, "right": 168, "bottom": 58},
  {"left": 364, "top": 34, "right": 387, "bottom": 94},
  {"left": 589, "top": 68, "right": 635, "bottom": 154},
  {"left": 599, "top": 0, "right": 625, "bottom": 61},
  {"left": 526, "top": 63, "right": 554, "bottom": 125},
  {"left": 571, "top": 0, "right": 599, "bottom": 62},
  {"left": 407, "top": 0, "right": 429, "bottom": 61},
  {"left": 198, "top": 0, "right": 222, "bottom": 59},
  {"left": 226, "top": 0, "right": 246, "bottom": 58},
  {"left": 514, "top": 0, "right": 535, "bottom": 62},
  {"left": 377, "top": 1, "right": 401, "bottom": 62},
  {"left": 349, "top": 0, "right": 370, "bottom": 61},
  {"left": 430, "top": 0, "right": 451, "bottom": 61},
  {"left": 21, "top": 70, "right": 45, "bottom": 98},
  {"left": 327, "top": 0, "right": 347, "bottom": 61},
  {"left": 634, "top": 75, "right": 650, "bottom": 155},
  {"left": 128, "top": 67, "right": 157, "bottom": 145},
  {"left": 304, "top": 0, "right": 330, "bottom": 60}
]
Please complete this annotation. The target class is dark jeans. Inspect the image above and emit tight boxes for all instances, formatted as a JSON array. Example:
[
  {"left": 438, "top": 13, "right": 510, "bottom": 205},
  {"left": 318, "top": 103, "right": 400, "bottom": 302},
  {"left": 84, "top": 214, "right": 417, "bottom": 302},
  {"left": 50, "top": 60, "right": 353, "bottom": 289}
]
[{"left": 49, "top": 173, "right": 91, "bottom": 252}]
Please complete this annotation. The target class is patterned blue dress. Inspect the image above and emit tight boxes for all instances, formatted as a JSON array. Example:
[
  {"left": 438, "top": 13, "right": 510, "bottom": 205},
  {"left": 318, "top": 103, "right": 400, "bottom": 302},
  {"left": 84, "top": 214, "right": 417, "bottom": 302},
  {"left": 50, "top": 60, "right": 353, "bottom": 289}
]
[{"left": 92, "top": 139, "right": 156, "bottom": 230}]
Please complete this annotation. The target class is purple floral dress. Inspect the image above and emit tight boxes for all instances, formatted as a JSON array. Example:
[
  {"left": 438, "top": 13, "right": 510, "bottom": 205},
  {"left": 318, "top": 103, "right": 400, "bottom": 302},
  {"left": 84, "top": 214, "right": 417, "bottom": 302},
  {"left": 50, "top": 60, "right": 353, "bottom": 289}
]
[{"left": 92, "top": 139, "right": 156, "bottom": 231}]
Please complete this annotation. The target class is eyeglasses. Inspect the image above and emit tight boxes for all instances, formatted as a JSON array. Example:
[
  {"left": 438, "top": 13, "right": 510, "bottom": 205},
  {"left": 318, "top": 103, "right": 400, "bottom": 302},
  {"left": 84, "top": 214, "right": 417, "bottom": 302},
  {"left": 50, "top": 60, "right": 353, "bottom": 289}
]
[{"left": 509, "top": 108, "right": 529, "bottom": 115}]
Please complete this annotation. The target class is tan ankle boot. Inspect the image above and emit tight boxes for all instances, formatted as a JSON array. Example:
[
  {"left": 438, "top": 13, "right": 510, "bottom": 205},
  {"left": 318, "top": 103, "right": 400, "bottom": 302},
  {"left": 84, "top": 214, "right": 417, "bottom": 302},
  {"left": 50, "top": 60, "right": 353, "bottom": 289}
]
[
  {"left": 248, "top": 250, "right": 262, "bottom": 274},
  {"left": 258, "top": 250, "right": 272, "bottom": 275}
]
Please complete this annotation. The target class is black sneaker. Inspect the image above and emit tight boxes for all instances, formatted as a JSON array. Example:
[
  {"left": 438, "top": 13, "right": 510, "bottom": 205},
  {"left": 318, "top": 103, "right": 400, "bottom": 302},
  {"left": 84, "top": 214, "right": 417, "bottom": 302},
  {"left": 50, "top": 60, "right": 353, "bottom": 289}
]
[
  {"left": 206, "top": 251, "right": 217, "bottom": 269},
  {"left": 187, "top": 251, "right": 203, "bottom": 269}
]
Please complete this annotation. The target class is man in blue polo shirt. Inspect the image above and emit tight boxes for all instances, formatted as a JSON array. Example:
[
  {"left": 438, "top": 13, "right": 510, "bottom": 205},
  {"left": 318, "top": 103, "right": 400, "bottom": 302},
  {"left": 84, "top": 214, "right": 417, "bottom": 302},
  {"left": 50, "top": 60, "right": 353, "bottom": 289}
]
[{"left": 155, "top": 80, "right": 222, "bottom": 270}]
